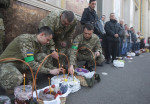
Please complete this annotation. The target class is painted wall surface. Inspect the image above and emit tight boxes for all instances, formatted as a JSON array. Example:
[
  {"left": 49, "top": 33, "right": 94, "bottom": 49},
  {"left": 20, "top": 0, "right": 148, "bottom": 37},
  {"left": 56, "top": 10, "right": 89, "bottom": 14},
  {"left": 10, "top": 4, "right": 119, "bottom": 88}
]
[
  {"left": 1, "top": 1, "right": 49, "bottom": 47},
  {"left": 0, "top": 0, "right": 83, "bottom": 49},
  {"left": 102, "top": 0, "right": 114, "bottom": 22},
  {"left": 66, "top": 0, "right": 88, "bottom": 16}
]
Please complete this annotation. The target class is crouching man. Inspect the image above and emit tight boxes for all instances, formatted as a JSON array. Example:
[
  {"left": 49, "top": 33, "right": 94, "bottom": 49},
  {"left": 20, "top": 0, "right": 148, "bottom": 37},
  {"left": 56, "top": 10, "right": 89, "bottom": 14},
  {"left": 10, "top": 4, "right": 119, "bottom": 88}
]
[
  {"left": 69, "top": 23, "right": 105, "bottom": 74},
  {"left": 0, "top": 26, "right": 63, "bottom": 93}
]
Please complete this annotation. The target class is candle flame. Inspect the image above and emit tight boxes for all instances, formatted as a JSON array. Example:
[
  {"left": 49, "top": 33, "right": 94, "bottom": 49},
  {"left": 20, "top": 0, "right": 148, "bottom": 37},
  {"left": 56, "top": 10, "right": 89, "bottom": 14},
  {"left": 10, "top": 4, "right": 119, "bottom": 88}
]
[{"left": 24, "top": 73, "right": 25, "bottom": 77}]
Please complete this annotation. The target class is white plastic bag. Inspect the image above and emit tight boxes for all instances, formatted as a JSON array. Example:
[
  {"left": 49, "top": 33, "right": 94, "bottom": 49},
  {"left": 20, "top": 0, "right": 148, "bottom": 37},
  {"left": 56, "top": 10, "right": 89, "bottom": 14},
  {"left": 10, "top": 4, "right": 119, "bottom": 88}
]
[
  {"left": 14, "top": 85, "right": 32, "bottom": 101},
  {"left": 51, "top": 75, "right": 81, "bottom": 93},
  {"left": 0, "top": 96, "right": 11, "bottom": 104},
  {"left": 113, "top": 60, "right": 125, "bottom": 68},
  {"left": 75, "top": 68, "right": 95, "bottom": 79},
  {"left": 127, "top": 52, "right": 135, "bottom": 56}
]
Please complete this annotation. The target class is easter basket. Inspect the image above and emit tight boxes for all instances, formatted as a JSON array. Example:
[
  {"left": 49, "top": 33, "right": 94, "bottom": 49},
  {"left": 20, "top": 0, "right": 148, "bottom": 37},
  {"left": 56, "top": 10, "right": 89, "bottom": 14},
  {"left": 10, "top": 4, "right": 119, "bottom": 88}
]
[
  {"left": 74, "top": 47, "right": 100, "bottom": 87},
  {"left": 0, "top": 58, "right": 35, "bottom": 104},
  {"left": 34, "top": 53, "right": 71, "bottom": 104}
]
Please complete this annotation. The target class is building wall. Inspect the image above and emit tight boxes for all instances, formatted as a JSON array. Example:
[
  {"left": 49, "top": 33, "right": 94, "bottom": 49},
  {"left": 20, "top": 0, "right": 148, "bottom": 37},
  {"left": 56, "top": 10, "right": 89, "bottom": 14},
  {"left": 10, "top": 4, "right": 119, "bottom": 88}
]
[
  {"left": 0, "top": 0, "right": 83, "bottom": 49},
  {"left": 102, "top": 0, "right": 114, "bottom": 21},
  {"left": 102, "top": 0, "right": 150, "bottom": 41},
  {"left": 144, "top": 0, "right": 149, "bottom": 41},
  {"left": 1, "top": 0, "right": 49, "bottom": 48}
]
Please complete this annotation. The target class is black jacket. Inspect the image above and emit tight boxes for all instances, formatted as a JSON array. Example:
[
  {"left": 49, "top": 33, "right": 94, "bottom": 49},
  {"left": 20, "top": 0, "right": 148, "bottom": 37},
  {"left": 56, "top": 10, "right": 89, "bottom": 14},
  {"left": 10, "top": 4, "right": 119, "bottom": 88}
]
[
  {"left": 81, "top": 7, "right": 99, "bottom": 25},
  {"left": 81, "top": 7, "right": 103, "bottom": 38},
  {"left": 105, "top": 19, "right": 123, "bottom": 42}
]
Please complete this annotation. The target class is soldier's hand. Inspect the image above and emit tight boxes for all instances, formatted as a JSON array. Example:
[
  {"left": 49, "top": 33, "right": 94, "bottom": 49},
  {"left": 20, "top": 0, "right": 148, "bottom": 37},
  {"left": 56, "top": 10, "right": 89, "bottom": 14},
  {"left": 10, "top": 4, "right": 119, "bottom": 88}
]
[
  {"left": 100, "top": 39, "right": 102, "bottom": 42},
  {"left": 51, "top": 51, "right": 58, "bottom": 60},
  {"left": 114, "top": 34, "right": 119, "bottom": 38},
  {"left": 49, "top": 68, "right": 63, "bottom": 75},
  {"left": 95, "top": 52, "right": 100, "bottom": 57},
  {"left": 61, "top": 41, "right": 67, "bottom": 47},
  {"left": 68, "top": 65, "right": 74, "bottom": 75}
]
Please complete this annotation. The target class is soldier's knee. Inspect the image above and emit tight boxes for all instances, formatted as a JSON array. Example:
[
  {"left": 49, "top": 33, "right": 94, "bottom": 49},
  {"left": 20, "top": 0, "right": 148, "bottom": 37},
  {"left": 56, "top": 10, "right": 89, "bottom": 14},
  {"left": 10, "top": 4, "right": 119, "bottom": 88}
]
[{"left": 0, "top": 63, "right": 23, "bottom": 90}]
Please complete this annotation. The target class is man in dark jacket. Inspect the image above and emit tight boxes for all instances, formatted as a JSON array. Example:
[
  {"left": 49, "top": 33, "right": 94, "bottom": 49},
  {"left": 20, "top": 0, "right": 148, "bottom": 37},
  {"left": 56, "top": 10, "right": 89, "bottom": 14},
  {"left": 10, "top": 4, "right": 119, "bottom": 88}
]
[
  {"left": 105, "top": 13, "right": 123, "bottom": 63},
  {"left": 130, "top": 27, "right": 137, "bottom": 52},
  {"left": 80, "top": 0, "right": 103, "bottom": 39}
]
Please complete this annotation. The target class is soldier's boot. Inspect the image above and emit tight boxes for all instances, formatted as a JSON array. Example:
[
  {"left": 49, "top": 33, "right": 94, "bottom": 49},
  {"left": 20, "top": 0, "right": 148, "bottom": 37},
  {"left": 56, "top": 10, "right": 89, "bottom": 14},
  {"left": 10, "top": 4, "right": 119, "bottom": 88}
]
[
  {"left": 84, "top": 62, "right": 93, "bottom": 72},
  {"left": 0, "top": 63, "right": 23, "bottom": 94},
  {"left": 96, "top": 54, "right": 105, "bottom": 66}
]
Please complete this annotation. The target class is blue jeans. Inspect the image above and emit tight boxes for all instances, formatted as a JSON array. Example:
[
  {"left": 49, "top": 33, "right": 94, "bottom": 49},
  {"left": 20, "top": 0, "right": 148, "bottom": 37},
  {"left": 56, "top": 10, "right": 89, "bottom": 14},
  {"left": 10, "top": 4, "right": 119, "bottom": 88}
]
[
  {"left": 127, "top": 42, "right": 132, "bottom": 52},
  {"left": 122, "top": 40, "right": 128, "bottom": 55},
  {"left": 132, "top": 42, "right": 136, "bottom": 52}
]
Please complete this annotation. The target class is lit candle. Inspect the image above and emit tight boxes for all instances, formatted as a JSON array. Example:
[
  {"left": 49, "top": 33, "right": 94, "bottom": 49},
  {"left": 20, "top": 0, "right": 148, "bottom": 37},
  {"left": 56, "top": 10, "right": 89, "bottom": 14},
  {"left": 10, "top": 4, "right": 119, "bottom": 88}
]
[
  {"left": 48, "top": 77, "right": 51, "bottom": 94},
  {"left": 62, "top": 65, "right": 65, "bottom": 78},
  {"left": 23, "top": 73, "right": 25, "bottom": 91},
  {"left": 56, "top": 49, "right": 60, "bottom": 68}
]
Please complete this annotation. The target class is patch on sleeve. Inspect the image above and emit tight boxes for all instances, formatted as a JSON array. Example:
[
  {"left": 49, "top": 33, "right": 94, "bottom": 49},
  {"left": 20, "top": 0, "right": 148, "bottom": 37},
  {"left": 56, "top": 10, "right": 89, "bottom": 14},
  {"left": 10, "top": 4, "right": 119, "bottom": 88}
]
[
  {"left": 71, "top": 45, "right": 78, "bottom": 50},
  {"left": 26, "top": 51, "right": 34, "bottom": 56},
  {"left": 24, "top": 56, "right": 34, "bottom": 62}
]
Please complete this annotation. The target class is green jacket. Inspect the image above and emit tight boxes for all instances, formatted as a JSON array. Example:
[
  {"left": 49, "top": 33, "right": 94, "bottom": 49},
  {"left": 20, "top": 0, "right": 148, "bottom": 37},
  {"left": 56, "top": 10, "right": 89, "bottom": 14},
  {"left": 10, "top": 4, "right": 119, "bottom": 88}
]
[
  {"left": 70, "top": 33, "right": 102, "bottom": 65},
  {"left": 0, "top": 34, "right": 55, "bottom": 73},
  {"left": 39, "top": 10, "right": 77, "bottom": 48}
]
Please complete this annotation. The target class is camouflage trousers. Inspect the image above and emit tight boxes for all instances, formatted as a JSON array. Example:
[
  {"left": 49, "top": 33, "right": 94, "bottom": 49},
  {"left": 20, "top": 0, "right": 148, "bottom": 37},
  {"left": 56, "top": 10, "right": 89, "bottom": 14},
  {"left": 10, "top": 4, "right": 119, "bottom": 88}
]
[
  {"left": 77, "top": 52, "right": 105, "bottom": 67},
  {"left": 0, "top": 18, "right": 5, "bottom": 54},
  {"left": 0, "top": 53, "right": 54, "bottom": 91}
]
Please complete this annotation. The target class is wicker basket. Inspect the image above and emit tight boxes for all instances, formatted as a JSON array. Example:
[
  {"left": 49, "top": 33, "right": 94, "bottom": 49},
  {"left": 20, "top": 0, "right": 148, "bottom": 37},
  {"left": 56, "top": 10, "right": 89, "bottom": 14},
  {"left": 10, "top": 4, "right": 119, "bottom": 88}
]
[
  {"left": 75, "top": 47, "right": 96, "bottom": 87},
  {"left": 35, "top": 52, "right": 69, "bottom": 104},
  {"left": 0, "top": 58, "right": 35, "bottom": 103},
  {"left": 60, "top": 97, "right": 67, "bottom": 104},
  {"left": 75, "top": 75, "right": 88, "bottom": 86}
]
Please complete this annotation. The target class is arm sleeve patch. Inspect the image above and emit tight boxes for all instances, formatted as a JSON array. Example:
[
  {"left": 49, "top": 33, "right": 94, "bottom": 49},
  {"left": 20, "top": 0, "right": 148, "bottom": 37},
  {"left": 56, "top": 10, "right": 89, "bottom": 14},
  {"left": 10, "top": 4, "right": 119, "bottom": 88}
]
[
  {"left": 71, "top": 46, "right": 78, "bottom": 50},
  {"left": 24, "top": 56, "right": 34, "bottom": 62}
]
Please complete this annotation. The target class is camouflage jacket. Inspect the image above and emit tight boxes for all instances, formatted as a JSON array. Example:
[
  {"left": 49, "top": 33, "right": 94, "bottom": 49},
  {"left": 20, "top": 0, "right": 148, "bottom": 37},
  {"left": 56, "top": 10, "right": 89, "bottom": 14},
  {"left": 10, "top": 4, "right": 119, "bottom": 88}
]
[
  {"left": 0, "top": 34, "right": 55, "bottom": 73},
  {"left": 0, "top": 18, "right": 4, "bottom": 30},
  {"left": 39, "top": 10, "right": 77, "bottom": 48},
  {"left": 69, "top": 33, "right": 102, "bottom": 65}
]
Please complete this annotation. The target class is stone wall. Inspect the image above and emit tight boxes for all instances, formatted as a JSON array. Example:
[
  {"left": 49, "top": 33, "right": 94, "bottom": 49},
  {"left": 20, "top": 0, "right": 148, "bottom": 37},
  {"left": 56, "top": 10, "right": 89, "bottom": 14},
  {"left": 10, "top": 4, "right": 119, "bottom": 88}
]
[{"left": 0, "top": 0, "right": 83, "bottom": 49}]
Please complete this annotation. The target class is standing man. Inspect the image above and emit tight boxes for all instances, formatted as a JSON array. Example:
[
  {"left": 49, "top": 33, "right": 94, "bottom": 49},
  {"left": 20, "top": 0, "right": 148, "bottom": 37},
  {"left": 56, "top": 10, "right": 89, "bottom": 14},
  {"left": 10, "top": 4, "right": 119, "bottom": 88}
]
[
  {"left": 105, "top": 13, "right": 123, "bottom": 63},
  {"left": 39, "top": 10, "right": 77, "bottom": 65},
  {"left": 130, "top": 27, "right": 137, "bottom": 52},
  {"left": 122, "top": 24, "right": 129, "bottom": 56},
  {"left": 118, "top": 19, "right": 125, "bottom": 57},
  {"left": 0, "top": 26, "right": 63, "bottom": 93},
  {"left": 69, "top": 24, "right": 104, "bottom": 74},
  {"left": 81, "top": 0, "right": 103, "bottom": 39}
]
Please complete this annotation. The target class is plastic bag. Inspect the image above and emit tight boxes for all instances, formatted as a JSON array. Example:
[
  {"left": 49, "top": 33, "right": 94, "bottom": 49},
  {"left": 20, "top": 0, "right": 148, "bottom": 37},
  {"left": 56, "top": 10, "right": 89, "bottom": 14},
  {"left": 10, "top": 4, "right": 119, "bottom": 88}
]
[
  {"left": 51, "top": 75, "right": 81, "bottom": 93},
  {"left": 14, "top": 85, "right": 32, "bottom": 103},
  {"left": 75, "top": 68, "right": 89, "bottom": 76},
  {"left": 113, "top": 60, "right": 125, "bottom": 68},
  {"left": 33, "top": 84, "right": 71, "bottom": 104},
  {"left": 0, "top": 96, "right": 11, "bottom": 104},
  {"left": 127, "top": 52, "right": 135, "bottom": 56}
]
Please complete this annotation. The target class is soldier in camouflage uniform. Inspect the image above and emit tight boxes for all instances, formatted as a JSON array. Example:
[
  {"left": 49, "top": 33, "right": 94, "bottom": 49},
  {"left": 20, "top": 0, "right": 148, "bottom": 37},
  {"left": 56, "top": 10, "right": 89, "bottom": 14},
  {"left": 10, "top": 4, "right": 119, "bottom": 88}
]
[
  {"left": 0, "top": 16, "right": 5, "bottom": 54},
  {"left": 39, "top": 10, "right": 77, "bottom": 65},
  {"left": 0, "top": 0, "right": 10, "bottom": 54},
  {"left": 69, "top": 24, "right": 105, "bottom": 74},
  {"left": 0, "top": 26, "right": 63, "bottom": 92}
]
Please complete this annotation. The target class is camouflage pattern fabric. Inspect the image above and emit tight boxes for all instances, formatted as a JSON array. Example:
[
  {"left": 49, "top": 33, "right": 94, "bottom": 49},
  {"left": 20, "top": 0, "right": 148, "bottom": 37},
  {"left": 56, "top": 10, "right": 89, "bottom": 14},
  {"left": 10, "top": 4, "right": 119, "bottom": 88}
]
[
  {"left": 39, "top": 10, "right": 77, "bottom": 49},
  {"left": 0, "top": 18, "right": 5, "bottom": 54},
  {"left": 0, "top": 52, "right": 55, "bottom": 91},
  {"left": 70, "top": 33, "right": 105, "bottom": 67},
  {"left": 0, "top": 34, "right": 55, "bottom": 73},
  {"left": 39, "top": 10, "right": 77, "bottom": 65}
]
